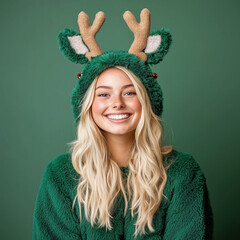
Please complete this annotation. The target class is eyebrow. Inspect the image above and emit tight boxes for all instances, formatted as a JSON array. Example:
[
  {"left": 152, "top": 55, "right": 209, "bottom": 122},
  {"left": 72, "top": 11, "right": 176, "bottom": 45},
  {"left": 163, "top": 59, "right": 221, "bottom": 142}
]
[{"left": 95, "top": 84, "right": 134, "bottom": 90}]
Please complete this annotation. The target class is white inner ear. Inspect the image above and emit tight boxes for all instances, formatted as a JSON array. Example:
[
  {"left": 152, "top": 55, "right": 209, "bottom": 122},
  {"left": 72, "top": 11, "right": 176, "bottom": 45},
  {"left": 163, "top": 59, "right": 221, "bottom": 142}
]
[
  {"left": 67, "top": 35, "right": 89, "bottom": 54},
  {"left": 144, "top": 35, "right": 162, "bottom": 53}
]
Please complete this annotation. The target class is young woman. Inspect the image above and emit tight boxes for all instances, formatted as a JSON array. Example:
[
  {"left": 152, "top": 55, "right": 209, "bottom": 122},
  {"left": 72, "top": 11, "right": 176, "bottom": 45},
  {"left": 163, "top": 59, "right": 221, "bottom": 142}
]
[{"left": 33, "top": 9, "right": 213, "bottom": 240}]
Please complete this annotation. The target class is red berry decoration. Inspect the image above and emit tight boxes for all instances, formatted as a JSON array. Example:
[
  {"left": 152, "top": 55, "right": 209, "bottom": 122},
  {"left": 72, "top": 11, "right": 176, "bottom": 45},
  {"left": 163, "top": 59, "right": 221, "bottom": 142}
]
[
  {"left": 152, "top": 73, "right": 158, "bottom": 79},
  {"left": 77, "top": 73, "right": 82, "bottom": 79}
]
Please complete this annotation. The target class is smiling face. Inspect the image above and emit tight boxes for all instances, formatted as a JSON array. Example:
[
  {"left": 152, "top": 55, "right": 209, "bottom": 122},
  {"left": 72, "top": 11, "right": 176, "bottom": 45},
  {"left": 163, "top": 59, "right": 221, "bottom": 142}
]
[{"left": 91, "top": 67, "right": 142, "bottom": 137}]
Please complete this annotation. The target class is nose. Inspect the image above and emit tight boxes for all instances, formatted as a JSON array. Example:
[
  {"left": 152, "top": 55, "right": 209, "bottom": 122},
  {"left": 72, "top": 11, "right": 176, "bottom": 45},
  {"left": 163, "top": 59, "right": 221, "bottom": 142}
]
[{"left": 112, "top": 95, "right": 125, "bottom": 109}]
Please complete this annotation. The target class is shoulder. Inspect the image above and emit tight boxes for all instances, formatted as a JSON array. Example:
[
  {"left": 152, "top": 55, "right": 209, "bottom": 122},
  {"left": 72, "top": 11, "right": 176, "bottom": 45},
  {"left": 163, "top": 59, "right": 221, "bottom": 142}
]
[
  {"left": 41, "top": 153, "right": 79, "bottom": 195},
  {"left": 45, "top": 152, "right": 72, "bottom": 172},
  {"left": 43, "top": 153, "right": 74, "bottom": 177},
  {"left": 164, "top": 149, "right": 206, "bottom": 187}
]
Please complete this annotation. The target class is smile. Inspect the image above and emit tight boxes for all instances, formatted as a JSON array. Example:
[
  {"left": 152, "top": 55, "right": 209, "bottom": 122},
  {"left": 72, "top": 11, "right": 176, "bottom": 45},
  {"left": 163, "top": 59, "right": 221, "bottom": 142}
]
[{"left": 107, "top": 114, "right": 130, "bottom": 120}]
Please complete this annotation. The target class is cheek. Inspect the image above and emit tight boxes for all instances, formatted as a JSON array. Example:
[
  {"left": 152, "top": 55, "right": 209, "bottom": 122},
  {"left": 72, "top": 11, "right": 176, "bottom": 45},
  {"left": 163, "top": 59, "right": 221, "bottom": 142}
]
[
  {"left": 128, "top": 98, "right": 142, "bottom": 113},
  {"left": 92, "top": 99, "right": 107, "bottom": 115}
]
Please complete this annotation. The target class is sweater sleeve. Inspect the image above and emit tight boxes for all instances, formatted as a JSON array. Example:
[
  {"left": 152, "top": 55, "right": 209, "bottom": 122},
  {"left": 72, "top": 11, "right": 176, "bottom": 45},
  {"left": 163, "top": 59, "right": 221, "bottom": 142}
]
[
  {"left": 163, "top": 154, "right": 213, "bottom": 240},
  {"left": 32, "top": 154, "right": 82, "bottom": 240}
]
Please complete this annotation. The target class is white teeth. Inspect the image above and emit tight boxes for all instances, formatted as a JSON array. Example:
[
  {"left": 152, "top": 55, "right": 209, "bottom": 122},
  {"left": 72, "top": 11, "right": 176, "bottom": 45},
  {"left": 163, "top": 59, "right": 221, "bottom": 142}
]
[{"left": 107, "top": 114, "right": 130, "bottom": 120}]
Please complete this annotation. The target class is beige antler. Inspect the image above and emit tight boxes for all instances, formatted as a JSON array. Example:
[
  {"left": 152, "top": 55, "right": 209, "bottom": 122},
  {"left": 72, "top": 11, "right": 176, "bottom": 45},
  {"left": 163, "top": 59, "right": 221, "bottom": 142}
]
[
  {"left": 123, "top": 8, "right": 150, "bottom": 62},
  {"left": 78, "top": 11, "right": 105, "bottom": 60}
]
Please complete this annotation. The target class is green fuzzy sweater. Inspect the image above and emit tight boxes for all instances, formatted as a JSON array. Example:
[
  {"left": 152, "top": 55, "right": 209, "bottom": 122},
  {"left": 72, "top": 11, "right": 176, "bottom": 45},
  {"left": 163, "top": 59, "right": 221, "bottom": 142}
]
[{"left": 32, "top": 150, "right": 213, "bottom": 240}]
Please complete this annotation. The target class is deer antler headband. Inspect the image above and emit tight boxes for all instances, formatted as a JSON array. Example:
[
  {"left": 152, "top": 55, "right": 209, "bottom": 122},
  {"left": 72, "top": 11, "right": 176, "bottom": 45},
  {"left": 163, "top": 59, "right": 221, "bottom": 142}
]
[{"left": 58, "top": 8, "right": 172, "bottom": 123}]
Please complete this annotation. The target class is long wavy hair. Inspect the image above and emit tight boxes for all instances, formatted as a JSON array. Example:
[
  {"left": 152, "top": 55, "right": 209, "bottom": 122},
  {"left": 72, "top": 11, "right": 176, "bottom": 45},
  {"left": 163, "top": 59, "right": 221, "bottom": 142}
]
[{"left": 69, "top": 66, "right": 173, "bottom": 238}]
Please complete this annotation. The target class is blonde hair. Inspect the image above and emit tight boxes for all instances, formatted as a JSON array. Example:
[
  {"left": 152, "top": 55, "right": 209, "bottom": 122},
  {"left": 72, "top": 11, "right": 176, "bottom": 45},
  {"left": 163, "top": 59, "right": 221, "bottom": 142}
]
[{"left": 69, "top": 66, "right": 173, "bottom": 238}]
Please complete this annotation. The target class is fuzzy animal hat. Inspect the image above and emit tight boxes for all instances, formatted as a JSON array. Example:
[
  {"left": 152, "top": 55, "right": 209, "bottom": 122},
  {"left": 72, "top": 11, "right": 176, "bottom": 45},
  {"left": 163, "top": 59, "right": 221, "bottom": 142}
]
[{"left": 58, "top": 8, "right": 172, "bottom": 123}]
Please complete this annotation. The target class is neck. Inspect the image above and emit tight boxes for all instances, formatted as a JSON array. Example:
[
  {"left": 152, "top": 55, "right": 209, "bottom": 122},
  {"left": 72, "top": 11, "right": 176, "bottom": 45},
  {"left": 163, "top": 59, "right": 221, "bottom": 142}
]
[{"left": 104, "top": 131, "right": 135, "bottom": 167}]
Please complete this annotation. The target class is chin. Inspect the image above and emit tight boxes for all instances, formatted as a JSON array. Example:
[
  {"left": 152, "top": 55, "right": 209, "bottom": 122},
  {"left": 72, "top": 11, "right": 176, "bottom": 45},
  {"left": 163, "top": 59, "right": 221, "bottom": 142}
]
[{"left": 104, "top": 128, "right": 135, "bottom": 136}]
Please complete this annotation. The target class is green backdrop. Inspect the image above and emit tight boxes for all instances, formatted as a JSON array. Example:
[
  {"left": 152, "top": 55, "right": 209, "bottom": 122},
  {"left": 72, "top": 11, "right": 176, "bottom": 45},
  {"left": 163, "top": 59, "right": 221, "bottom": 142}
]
[{"left": 1, "top": 0, "right": 239, "bottom": 239}]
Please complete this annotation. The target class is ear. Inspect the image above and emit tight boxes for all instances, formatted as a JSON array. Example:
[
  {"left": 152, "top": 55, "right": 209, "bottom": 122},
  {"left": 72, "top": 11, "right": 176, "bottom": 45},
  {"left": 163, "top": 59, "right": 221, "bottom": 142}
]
[
  {"left": 58, "top": 28, "right": 89, "bottom": 64},
  {"left": 144, "top": 28, "right": 172, "bottom": 65}
]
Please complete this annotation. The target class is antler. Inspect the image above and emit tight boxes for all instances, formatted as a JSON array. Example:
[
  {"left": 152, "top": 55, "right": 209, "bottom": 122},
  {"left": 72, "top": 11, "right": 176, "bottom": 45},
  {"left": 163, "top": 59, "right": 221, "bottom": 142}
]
[
  {"left": 78, "top": 11, "right": 105, "bottom": 60},
  {"left": 123, "top": 8, "right": 150, "bottom": 62}
]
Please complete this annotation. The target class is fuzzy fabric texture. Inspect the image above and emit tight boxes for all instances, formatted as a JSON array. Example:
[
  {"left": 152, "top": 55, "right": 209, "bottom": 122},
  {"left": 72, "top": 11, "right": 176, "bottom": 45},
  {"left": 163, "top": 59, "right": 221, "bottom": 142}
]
[
  {"left": 67, "top": 35, "right": 89, "bottom": 55},
  {"left": 58, "top": 28, "right": 89, "bottom": 64},
  {"left": 32, "top": 150, "right": 213, "bottom": 240},
  {"left": 145, "top": 29, "right": 172, "bottom": 64},
  {"left": 145, "top": 35, "right": 161, "bottom": 54}
]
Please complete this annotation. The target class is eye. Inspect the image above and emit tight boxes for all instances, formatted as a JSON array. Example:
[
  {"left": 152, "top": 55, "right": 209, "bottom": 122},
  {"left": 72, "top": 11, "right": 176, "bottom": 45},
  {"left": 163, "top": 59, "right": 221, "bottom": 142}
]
[
  {"left": 97, "top": 93, "right": 109, "bottom": 97},
  {"left": 125, "top": 91, "right": 136, "bottom": 96}
]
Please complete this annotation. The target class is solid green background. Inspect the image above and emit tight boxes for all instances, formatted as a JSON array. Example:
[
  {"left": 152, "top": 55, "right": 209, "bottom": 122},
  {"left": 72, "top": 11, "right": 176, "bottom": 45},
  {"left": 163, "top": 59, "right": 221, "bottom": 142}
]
[{"left": 1, "top": 0, "right": 239, "bottom": 239}]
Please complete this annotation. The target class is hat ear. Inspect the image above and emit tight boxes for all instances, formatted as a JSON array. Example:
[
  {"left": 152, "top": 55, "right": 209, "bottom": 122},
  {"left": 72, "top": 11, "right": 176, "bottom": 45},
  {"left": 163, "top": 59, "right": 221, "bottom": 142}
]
[
  {"left": 144, "top": 28, "right": 172, "bottom": 65},
  {"left": 58, "top": 28, "right": 89, "bottom": 64},
  {"left": 58, "top": 11, "right": 105, "bottom": 64}
]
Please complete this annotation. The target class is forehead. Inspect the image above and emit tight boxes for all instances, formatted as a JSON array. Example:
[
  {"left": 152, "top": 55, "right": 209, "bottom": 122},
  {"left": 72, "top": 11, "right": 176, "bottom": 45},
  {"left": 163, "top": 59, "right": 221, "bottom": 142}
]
[{"left": 96, "top": 68, "right": 133, "bottom": 88}]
